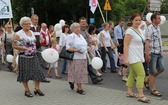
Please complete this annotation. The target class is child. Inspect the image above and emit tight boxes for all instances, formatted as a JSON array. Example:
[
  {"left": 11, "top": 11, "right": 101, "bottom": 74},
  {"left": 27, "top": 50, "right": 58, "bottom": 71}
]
[
  {"left": 118, "top": 53, "right": 128, "bottom": 82},
  {"left": 47, "top": 37, "right": 61, "bottom": 79}
]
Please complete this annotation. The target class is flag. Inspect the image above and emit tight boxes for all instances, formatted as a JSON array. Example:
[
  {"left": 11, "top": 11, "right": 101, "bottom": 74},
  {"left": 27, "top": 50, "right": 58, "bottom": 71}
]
[
  {"left": 0, "top": 0, "right": 13, "bottom": 19},
  {"left": 89, "top": 0, "right": 98, "bottom": 14}
]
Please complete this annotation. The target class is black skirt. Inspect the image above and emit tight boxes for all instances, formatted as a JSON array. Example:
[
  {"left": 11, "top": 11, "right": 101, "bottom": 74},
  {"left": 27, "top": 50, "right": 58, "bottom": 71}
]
[{"left": 17, "top": 54, "right": 45, "bottom": 82}]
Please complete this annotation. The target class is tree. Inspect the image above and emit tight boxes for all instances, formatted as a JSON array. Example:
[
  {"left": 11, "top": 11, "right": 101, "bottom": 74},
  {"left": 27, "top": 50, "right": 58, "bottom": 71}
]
[{"left": 11, "top": 0, "right": 148, "bottom": 27}]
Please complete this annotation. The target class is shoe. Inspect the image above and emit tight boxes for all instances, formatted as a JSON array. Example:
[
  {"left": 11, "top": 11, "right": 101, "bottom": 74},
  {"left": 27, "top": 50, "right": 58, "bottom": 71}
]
[
  {"left": 150, "top": 90, "right": 162, "bottom": 97},
  {"left": 101, "top": 70, "right": 107, "bottom": 73},
  {"left": 96, "top": 72, "right": 102, "bottom": 77},
  {"left": 7, "top": 66, "right": 13, "bottom": 71},
  {"left": 122, "top": 78, "right": 128, "bottom": 82},
  {"left": 144, "top": 77, "right": 150, "bottom": 90},
  {"left": 107, "top": 67, "right": 111, "bottom": 69},
  {"left": 76, "top": 89, "right": 85, "bottom": 95},
  {"left": 93, "top": 78, "right": 103, "bottom": 84},
  {"left": 111, "top": 71, "right": 117, "bottom": 73},
  {"left": 118, "top": 69, "right": 122, "bottom": 76},
  {"left": 34, "top": 89, "right": 44, "bottom": 96},
  {"left": 41, "top": 79, "right": 50, "bottom": 83},
  {"left": 25, "top": 91, "right": 33, "bottom": 97},
  {"left": 68, "top": 82, "right": 74, "bottom": 90},
  {"left": 97, "top": 78, "right": 103, "bottom": 82},
  {"left": 138, "top": 96, "right": 150, "bottom": 103},
  {"left": 126, "top": 93, "right": 138, "bottom": 98},
  {"left": 62, "top": 72, "right": 68, "bottom": 74},
  {"left": 55, "top": 76, "right": 62, "bottom": 79}
]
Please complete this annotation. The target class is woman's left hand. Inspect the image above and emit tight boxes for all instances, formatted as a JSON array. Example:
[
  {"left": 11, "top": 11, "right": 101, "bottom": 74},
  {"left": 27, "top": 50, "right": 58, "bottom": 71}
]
[
  {"left": 75, "top": 49, "right": 83, "bottom": 54},
  {"left": 111, "top": 46, "right": 115, "bottom": 50}
]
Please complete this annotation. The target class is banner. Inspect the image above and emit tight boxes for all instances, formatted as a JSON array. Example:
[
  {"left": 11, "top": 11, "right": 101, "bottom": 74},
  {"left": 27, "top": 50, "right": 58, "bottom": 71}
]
[
  {"left": 0, "top": 0, "right": 13, "bottom": 19},
  {"left": 89, "top": 0, "right": 98, "bottom": 14}
]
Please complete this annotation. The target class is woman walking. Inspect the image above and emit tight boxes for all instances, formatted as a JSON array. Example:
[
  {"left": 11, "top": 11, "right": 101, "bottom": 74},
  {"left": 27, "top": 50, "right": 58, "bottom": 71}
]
[
  {"left": 12, "top": 17, "right": 45, "bottom": 97},
  {"left": 124, "top": 13, "right": 150, "bottom": 102}
]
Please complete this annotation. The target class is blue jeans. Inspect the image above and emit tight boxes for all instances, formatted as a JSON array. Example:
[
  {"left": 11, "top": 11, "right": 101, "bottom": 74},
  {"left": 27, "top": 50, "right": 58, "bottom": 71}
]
[
  {"left": 88, "top": 65, "right": 98, "bottom": 82},
  {"left": 149, "top": 53, "right": 164, "bottom": 75},
  {"left": 61, "top": 59, "right": 67, "bottom": 73},
  {"left": 101, "top": 47, "right": 116, "bottom": 72}
]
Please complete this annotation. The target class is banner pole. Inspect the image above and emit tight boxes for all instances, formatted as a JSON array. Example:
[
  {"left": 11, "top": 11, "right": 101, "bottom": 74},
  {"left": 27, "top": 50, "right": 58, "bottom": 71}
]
[{"left": 97, "top": 1, "right": 105, "bottom": 23}]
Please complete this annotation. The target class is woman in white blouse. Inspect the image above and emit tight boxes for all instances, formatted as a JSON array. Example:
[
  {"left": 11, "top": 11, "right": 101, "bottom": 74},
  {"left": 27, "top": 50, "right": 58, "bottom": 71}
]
[
  {"left": 59, "top": 24, "right": 70, "bottom": 74},
  {"left": 12, "top": 17, "right": 45, "bottom": 97},
  {"left": 66, "top": 22, "right": 88, "bottom": 95},
  {"left": 100, "top": 23, "right": 116, "bottom": 73}
]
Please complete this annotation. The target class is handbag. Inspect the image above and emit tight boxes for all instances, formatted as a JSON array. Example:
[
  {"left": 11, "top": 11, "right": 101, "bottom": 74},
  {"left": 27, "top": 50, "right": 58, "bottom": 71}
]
[{"left": 59, "top": 46, "right": 74, "bottom": 60}]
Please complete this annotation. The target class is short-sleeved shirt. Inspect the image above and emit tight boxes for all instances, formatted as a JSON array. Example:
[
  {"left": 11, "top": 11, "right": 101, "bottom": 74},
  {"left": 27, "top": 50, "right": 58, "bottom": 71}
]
[
  {"left": 125, "top": 27, "right": 145, "bottom": 64},
  {"left": 145, "top": 24, "right": 162, "bottom": 54},
  {"left": 66, "top": 32, "right": 87, "bottom": 59},
  {"left": 59, "top": 33, "right": 69, "bottom": 47},
  {"left": 100, "top": 30, "right": 111, "bottom": 47},
  {"left": 16, "top": 29, "right": 36, "bottom": 54},
  {"left": 2, "top": 31, "right": 14, "bottom": 43}
]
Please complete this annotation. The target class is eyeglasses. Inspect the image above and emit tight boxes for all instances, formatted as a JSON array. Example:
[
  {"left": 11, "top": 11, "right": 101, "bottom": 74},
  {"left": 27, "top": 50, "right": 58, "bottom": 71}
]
[{"left": 23, "top": 23, "right": 31, "bottom": 26}]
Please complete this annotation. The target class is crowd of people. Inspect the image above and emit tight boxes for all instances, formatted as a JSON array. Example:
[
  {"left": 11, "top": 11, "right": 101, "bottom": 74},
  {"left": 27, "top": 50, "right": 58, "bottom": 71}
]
[{"left": 0, "top": 13, "right": 165, "bottom": 103}]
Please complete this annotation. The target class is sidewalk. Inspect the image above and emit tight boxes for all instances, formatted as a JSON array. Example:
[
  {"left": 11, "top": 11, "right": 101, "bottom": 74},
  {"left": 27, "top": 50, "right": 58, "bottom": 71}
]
[{"left": 0, "top": 71, "right": 168, "bottom": 105}]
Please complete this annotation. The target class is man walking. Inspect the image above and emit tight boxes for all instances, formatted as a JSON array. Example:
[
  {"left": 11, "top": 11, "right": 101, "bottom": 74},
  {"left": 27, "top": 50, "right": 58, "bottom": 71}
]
[
  {"left": 114, "top": 18, "right": 125, "bottom": 54},
  {"left": 145, "top": 13, "right": 164, "bottom": 97},
  {"left": 30, "top": 14, "right": 50, "bottom": 83},
  {"left": 79, "top": 17, "right": 103, "bottom": 84}
]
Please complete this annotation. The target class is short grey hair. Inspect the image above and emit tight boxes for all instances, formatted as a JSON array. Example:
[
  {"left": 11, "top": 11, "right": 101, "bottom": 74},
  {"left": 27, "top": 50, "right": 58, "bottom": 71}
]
[
  {"left": 19, "top": 16, "right": 31, "bottom": 27},
  {"left": 70, "top": 22, "right": 80, "bottom": 31}
]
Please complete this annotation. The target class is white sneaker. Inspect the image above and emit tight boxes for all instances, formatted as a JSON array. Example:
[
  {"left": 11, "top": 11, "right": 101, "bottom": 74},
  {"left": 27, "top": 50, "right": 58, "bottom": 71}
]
[
  {"left": 96, "top": 72, "right": 102, "bottom": 77},
  {"left": 118, "top": 69, "right": 122, "bottom": 76}
]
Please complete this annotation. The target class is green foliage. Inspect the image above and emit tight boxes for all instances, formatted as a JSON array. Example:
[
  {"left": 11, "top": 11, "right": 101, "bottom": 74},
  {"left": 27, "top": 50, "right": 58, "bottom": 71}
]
[
  {"left": 161, "top": 0, "right": 168, "bottom": 14},
  {"left": 11, "top": 0, "right": 149, "bottom": 27}
]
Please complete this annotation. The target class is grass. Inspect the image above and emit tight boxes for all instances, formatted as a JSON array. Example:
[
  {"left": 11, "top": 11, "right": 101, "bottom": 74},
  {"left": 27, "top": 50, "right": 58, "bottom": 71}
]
[{"left": 162, "top": 41, "right": 168, "bottom": 46}]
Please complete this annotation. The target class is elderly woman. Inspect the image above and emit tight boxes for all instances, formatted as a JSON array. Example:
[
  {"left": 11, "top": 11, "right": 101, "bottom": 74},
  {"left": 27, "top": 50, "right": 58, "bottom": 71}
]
[
  {"left": 12, "top": 17, "right": 45, "bottom": 97},
  {"left": 66, "top": 22, "right": 88, "bottom": 95},
  {"left": 100, "top": 22, "right": 116, "bottom": 73}
]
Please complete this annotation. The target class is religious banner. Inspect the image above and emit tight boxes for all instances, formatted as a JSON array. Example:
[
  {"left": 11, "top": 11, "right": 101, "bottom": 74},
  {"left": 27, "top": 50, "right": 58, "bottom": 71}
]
[
  {"left": 0, "top": 0, "right": 13, "bottom": 19},
  {"left": 89, "top": 0, "right": 98, "bottom": 14}
]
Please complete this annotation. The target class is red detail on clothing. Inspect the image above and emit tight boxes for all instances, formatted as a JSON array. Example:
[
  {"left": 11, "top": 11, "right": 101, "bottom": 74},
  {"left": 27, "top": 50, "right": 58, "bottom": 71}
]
[
  {"left": 92, "top": 0, "right": 96, "bottom": 7},
  {"left": 41, "top": 30, "right": 50, "bottom": 46},
  {"left": 30, "top": 26, "right": 41, "bottom": 48}
]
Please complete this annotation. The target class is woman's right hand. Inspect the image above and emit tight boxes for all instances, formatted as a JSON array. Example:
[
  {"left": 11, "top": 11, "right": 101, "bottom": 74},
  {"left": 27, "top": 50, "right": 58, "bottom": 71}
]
[
  {"left": 105, "top": 48, "right": 108, "bottom": 52},
  {"left": 124, "top": 59, "right": 129, "bottom": 66},
  {"left": 20, "top": 46, "right": 27, "bottom": 51}
]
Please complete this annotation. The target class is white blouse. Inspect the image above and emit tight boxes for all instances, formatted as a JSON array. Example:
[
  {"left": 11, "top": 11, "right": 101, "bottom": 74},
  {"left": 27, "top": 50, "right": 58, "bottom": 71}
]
[
  {"left": 59, "top": 33, "right": 69, "bottom": 47},
  {"left": 66, "top": 32, "right": 87, "bottom": 59},
  {"left": 125, "top": 28, "right": 145, "bottom": 64},
  {"left": 100, "top": 30, "right": 111, "bottom": 47},
  {"left": 16, "top": 29, "right": 36, "bottom": 44}
]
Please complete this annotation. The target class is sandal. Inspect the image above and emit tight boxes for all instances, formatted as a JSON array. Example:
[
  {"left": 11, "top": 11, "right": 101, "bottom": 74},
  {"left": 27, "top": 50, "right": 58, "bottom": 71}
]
[
  {"left": 76, "top": 89, "right": 86, "bottom": 95},
  {"left": 144, "top": 81, "right": 150, "bottom": 90},
  {"left": 138, "top": 96, "right": 150, "bottom": 103},
  {"left": 68, "top": 82, "right": 74, "bottom": 90},
  {"left": 144, "top": 77, "right": 150, "bottom": 90},
  {"left": 25, "top": 91, "right": 33, "bottom": 97},
  {"left": 55, "top": 76, "right": 62, "bottom": 79},
  {"left": 126, "top": 93, "right": 138, "bottom": 98},
  {"left": 151, "top": 90, "right": 162, "bottom": 97}
]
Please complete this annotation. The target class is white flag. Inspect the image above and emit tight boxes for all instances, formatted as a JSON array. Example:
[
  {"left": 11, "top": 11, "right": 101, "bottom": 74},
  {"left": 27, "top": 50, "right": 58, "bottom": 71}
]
[
  {"left": 0, "top": 0, "right": 13, "bottom": 19},
  {"left": 89, "top": 0, "right": 98, "bottom": 14}
]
